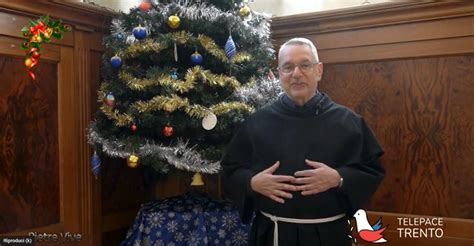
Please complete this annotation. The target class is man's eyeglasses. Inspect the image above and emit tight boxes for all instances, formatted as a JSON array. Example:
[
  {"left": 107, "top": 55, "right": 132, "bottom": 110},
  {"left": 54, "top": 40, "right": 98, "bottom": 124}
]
[{"left": 278, "top": 62, "right": 318, "bottom": 74}]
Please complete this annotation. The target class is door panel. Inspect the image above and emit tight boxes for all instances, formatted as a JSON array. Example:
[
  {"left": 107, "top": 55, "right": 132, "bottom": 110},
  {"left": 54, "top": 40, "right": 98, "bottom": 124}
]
[{"left": 0, "top": 55, "right": 60, "bottom": 234}]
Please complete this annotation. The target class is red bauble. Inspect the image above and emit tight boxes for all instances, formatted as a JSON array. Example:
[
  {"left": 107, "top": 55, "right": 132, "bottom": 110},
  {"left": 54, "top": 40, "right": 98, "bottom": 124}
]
[
  {"left": 139, "top": 1, "right": 151, "bottom": 11},
  {"left": 131, "top": 123, "right": 137, "bottom": 132},
  {"left": 31, "top": 51, "right": 41, "bottom": 59},
  {"left": 163, "top": 124, "right": 173, "bottom": 137}
]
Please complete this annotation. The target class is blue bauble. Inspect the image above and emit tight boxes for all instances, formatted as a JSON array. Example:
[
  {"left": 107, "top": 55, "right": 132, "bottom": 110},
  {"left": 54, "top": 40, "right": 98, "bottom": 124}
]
[
  {"left": 132, "top": 26, "right": 147, "bottom": 40},
  {"left": 110, "top": 55, "right": 122, "bottom": 68},
  {"left": 91, "top": 151, "right": 101, "bottom": 178},
  {"left": 116, "top": 33, "right": 125, "bottom": 41},
  {"left": 190, "top": 52, "right": 203, "bottom": 65},
  {"left": 225, "top": 35, "right": 236, "bottom": 59},
  {"left": 170, "top": 70, "right": 178, "bottom": 80}
]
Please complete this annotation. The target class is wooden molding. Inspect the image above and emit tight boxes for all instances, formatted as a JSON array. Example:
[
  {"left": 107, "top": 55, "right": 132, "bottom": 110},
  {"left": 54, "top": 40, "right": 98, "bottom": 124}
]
[
  {"left": 318, "top": 36, "right": 474, "bottom": 64},
  {"left": 271, "top": 1, "right": 474, "bottom": 63},
  {"left": 0, "top": 0, "right": 116, "bottom": 31},
  {"left": 74, "top": 29, "right": 97, "bottom": 246},
  {"left": 0, "top": 35, "right": 61, "bottom": 60},
  {"left": 272, "top": 1, "right": 474, "bottom": 37}
]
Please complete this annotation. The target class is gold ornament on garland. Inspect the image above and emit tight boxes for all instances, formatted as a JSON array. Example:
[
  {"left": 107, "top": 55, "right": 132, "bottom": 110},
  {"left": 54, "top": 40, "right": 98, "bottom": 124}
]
[
  {"left": 239, "top": 5, "right": 251, "bottom": 17},
  {"left": 127, "top": 154, "right": 139, "bottom": 168},
  {"left": 167, "top": 15, "right": 181, "bottom": 29}
]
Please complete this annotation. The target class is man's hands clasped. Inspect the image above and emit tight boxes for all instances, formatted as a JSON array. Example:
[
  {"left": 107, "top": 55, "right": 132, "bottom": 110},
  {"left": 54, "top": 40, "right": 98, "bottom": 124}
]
[{"left": 250, "top": 159, "right": 341, "bottom": 204}]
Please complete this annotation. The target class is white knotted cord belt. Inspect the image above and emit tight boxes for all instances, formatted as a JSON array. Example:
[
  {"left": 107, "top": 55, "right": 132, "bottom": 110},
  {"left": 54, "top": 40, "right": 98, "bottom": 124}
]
[{"left": 261, "top": 211, "right": 346, "bottom": 246}]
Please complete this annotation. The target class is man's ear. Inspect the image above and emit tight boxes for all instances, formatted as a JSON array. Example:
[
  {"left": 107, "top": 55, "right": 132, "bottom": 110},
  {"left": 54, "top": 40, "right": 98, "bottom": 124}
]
[{"left": 316, "top": 62, "right": 324, "bottom": 79}]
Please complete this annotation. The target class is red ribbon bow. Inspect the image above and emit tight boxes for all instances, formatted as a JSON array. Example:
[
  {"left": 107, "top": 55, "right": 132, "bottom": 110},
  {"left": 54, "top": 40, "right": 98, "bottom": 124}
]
[{"left": 29, "top": 21, "right": 46, "bottom": 36}]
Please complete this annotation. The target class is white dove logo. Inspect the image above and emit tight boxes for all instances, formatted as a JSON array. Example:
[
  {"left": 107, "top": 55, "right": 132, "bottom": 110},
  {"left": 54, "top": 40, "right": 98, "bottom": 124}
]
[{"left": 352, "top": 209, "right": 388, "bottom": 243}]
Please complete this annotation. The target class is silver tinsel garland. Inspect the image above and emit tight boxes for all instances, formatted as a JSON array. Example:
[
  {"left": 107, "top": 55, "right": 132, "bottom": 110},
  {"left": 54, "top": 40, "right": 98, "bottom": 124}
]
[
  {"left": 235, "top": 77, "right": 283, "bottom": 108},
  {"left": 88, "top": 125, "right": 220, "bottom": 174}
]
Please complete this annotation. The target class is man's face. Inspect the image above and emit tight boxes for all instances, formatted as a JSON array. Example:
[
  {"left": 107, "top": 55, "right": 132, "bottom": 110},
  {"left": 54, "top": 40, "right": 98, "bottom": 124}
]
[{"left": 278, "top": 44, "right": 323, "bottom": 105}]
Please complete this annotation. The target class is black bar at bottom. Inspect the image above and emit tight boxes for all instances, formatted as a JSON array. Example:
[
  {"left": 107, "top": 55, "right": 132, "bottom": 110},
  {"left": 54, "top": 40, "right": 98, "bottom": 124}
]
[{"left": 0, "top": 236, "right": 35, "bottom": 246}]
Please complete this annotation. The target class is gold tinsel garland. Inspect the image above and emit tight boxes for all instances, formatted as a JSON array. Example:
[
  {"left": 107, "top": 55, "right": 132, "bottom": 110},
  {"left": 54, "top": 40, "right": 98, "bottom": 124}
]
[
  {"left": 210, "top": 102, "right": 254, "bottom": 115},
  {"left": 119, "top": 39, "right": 168, "bottom": 59},
  {"left": 118, "top": 31, "right": 251, "bottom": 64},
  {"left": 100, "top": 105, "right": 134, "bottom": 126},
  {"left": 120, "top": 71, "right": 175, "bottom": 91},
  {"left": 120, "top": 66, "right": 240, "bottom": 93},
  {"left": 134, "top": 94, "right": 189, "bottom": 113},
  {"left": 98, "top": 92, "right": 254, "bottom": 126},
  {"left": 133, "top": 94, "right": 254, "bottom": 118}
]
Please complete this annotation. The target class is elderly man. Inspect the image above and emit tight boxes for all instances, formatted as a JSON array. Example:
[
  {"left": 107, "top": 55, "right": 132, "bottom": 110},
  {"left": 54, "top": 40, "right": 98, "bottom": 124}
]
[{"left": 221, "top": 37, "right": 385, "bottom": 246}]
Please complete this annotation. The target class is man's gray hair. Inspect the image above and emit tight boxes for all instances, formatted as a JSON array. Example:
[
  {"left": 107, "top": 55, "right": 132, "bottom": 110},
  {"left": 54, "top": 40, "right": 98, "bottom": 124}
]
[{"left": 278, "top": 37, "right": 320, "bottom": 64}]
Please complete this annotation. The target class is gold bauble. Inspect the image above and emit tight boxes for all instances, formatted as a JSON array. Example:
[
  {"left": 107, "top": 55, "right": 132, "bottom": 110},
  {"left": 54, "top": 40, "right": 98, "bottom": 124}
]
[
  {"left": 25, "top": 58, "right": 33, "bottom": 67},
  {"left": 127, "top": 154, "right": 139, "bottom": 168},
  {"left": 239, "top": 5, "right": 251, "bottom": 17},
  {"left": 168, "top": 15, "right": 180, "bottom": 29}
]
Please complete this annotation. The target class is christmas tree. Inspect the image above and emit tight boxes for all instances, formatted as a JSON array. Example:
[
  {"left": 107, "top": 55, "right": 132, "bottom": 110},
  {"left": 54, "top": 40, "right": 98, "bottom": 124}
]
[{"left": 88, "top": 0, "right": 279, "bottom": 177}]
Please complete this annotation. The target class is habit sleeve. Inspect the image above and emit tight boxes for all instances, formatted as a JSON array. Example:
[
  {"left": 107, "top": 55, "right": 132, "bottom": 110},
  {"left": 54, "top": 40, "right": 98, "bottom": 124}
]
[
  {"left": 221, "top": 121, "right": 256, "bottom": 223},
  {"left": 336, "top": 118, "right": 385, "bottom": 215}
]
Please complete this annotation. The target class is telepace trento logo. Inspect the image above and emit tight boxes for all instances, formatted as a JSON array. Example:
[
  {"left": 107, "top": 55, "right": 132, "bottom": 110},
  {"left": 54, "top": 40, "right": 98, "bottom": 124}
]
[{"left": 349, "top": 209, "right": 388, "bottom": 244}]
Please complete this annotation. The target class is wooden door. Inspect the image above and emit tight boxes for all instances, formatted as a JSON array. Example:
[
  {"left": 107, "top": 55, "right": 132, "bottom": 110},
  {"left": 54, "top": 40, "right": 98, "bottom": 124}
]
[
  {"left": 0, "top": 33, "right": 84, "bottom": 240},
  {"left": 0, "top": 1, "right": 116, "bottom": 243}
]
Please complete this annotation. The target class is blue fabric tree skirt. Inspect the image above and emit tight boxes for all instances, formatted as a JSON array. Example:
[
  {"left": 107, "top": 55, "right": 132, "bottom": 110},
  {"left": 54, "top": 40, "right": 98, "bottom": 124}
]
[{"left": 120, "top": 192, "right": 251, "bottom": 246}]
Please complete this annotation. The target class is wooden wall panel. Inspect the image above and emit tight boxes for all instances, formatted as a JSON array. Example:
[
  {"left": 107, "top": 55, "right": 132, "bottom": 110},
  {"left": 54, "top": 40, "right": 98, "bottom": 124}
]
[
  {"left": 321, "top": 55, "right": 474, "bottom": 219},
  {"left": 0, "top": 55, "right": 59, "bottom": 233}
]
